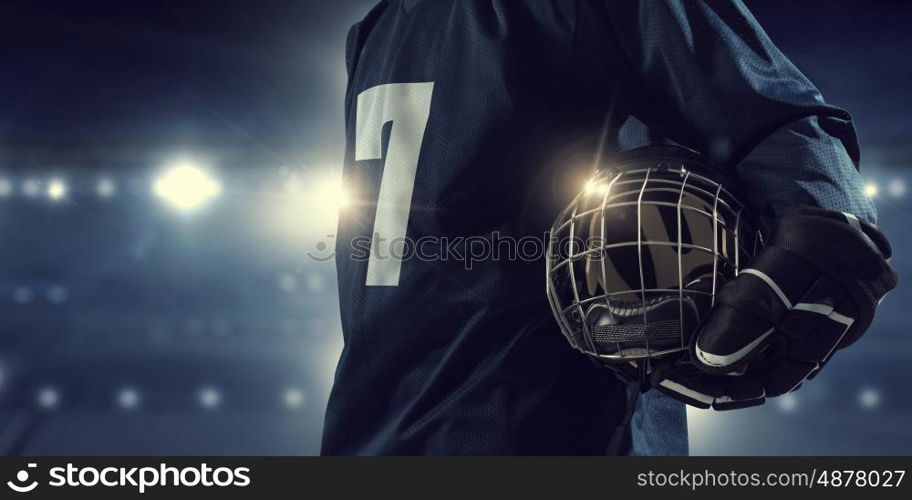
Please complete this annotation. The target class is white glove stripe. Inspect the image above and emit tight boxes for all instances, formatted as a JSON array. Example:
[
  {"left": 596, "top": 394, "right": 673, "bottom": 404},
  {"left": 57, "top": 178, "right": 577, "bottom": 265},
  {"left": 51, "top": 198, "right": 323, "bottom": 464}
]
[
  {"left": 829, "top": 311, "right": 854, "bottom": 327},
  {"left": 792, "top": 302, "right": 855, "bottom": 327},
  {"left": 741, "top": 268, "right": 793, "bottom": 309},
  {"left": 842, "top": 212, "right": 862, "bottom": 232},
  {"left": 694, "top": 327, "right": 776, "bottom": 367},
  {"left": 658, "top": 380, "right": 765, "bottom": 408},
  {"left": 658, "top": 379, "right": 715, "bottom": 405},
  {"left": 695, "top": 303, "right": 855, "bottom": 369},
  {"left": 791, "top": 302, "right": 833, "bottom": 315}
]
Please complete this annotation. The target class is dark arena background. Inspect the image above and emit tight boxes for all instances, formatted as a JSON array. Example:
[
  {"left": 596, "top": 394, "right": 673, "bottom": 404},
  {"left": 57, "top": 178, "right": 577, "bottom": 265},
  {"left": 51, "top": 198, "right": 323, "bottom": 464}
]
[{"left": 0, "top": 0, "right": 908, "bottom": 455}]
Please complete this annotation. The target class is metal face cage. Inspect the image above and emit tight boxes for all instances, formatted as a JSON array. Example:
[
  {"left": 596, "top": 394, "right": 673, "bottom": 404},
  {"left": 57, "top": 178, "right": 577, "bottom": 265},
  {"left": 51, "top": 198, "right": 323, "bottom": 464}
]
[{"left": 546, "top": 150, "right": 762, "bottom": 376}]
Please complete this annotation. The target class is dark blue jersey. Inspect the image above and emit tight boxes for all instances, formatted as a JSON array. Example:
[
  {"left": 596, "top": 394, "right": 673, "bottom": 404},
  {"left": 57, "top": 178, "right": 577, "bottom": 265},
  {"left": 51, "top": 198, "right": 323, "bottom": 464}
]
[{"left": 323, "top": 0, "right": 872, "bottom": 455}]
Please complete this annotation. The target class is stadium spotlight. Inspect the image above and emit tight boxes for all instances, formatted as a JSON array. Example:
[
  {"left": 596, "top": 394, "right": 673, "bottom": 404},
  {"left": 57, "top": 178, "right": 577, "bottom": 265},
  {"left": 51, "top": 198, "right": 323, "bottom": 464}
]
[
  {"left": 97, "top": 177, "right": 116, "bottom": 198},
  {"left": 858, "top": 387, "right": 881, "bottom": 410},
  {"left": 199, "top": 387, "right": 222, "bottom": 409},
  {"left": 277, "top": 272, "right": 298, "bottom": 293},
  {"left": 887, "top": 178, "right": 906, "bottom": 198},
  {"left": 863, "top": 182, "right": 879, "bottom": 198},
  {"left": 283, "top": 387, "right": 306, "bottom": 409},
  {"left": 154, "top": 163, "right": 221, "bottom": 211},
  {"left": 46, "top": 286, "right": 68, "bottom": 305},
  {"left": 37, "top": 386, "right": 60, "bottom": 409},
  {"left": 22, "top": 179, "right": 41, "bottom": 197},
  {"left": 776, "top": 393, "right": 798, "bottom": 413},
  {"left": 0, "top": 178, "right": 12, "bottom": 197},
  {"left": 117, "top": 387, "right": 141, "bottom": 410},
  {"left": 12, "top": 287, "right": 33, "bottom": 305},
  {"left": 47, "top": 179, "right": 67, "bottom": 201}
]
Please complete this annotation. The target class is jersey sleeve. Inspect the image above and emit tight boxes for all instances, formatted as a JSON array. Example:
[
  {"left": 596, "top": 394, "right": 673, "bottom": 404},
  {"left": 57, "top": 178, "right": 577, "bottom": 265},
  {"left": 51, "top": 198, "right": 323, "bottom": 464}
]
[
  {"left": 592, "top": 0, "right": 875, "bottom": 221},
  {"left": 345, "top": 22, "right": 361, "bottom": 79}
]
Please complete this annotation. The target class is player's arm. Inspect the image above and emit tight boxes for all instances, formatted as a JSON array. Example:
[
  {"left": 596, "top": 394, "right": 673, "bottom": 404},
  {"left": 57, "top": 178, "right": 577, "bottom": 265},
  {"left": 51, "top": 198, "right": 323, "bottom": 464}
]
[
  {"left": 598, "top": 0, "right": 874, "bottom": 221},
  {"left": 589, "top": 0, "right": 896, "bottom": 408}
]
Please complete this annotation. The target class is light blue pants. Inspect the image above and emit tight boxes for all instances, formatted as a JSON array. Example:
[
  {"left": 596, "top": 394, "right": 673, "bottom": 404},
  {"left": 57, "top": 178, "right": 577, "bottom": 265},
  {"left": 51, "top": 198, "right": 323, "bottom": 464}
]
[{"left": 629, "top": 386, "right": 689, "bottom": 456}]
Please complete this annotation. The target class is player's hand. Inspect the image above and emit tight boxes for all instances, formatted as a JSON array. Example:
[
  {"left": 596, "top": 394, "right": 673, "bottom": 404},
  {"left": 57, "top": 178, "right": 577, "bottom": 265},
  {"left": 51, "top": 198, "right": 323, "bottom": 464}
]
[{"left": 658, "top": 205, "right": 898, "bottom": 409}]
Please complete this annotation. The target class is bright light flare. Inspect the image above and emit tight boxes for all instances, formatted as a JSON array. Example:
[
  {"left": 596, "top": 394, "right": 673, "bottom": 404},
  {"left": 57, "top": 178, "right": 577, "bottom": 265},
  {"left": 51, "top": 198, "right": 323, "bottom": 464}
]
[
  {"left": 47, "top": 179, "right": 67, "bottom": 200},
  {"left": 863, "top": 183, "right": 879, "bottom": 198},
  {"left": 314, "top": 176, "right": 352, "bottom": 212},
  {"left": 284, "top": 172, "right": 351, "bottom": 224},
  {"left": 0, "top": 178, "right": 12, "bottom": 197},
  {"left": 258, "top": 170, "right": 353, "bottom": 245},
  {"left": 584, "top": 178, "right": 610, "bottom": 196},
  {"left": 154, "top": 164, "right": 221, "bottom": 210}
]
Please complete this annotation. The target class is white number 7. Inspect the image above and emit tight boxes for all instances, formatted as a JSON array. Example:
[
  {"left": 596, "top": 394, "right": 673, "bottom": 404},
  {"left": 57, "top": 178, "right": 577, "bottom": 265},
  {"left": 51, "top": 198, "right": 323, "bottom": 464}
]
[{"left": 355, "top": 82, "right": 435, "bottom": 286}]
